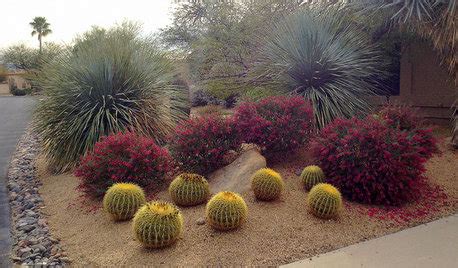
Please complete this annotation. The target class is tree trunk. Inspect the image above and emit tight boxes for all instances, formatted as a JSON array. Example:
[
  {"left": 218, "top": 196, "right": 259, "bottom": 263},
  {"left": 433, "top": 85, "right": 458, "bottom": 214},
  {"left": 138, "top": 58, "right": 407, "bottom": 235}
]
[
  {"left": 39, "top": 35, "right": 42, "bottom": 54},
  {"left": 452, "top": 113, "right": 458, "bottom": 149}
]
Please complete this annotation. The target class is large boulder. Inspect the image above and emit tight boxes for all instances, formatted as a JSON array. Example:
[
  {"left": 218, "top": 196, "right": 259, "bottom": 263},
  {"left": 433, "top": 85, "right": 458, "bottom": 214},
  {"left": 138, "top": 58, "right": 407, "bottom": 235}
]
[{"left": 208, "top": 147, "right": 266, "bottom": 194}]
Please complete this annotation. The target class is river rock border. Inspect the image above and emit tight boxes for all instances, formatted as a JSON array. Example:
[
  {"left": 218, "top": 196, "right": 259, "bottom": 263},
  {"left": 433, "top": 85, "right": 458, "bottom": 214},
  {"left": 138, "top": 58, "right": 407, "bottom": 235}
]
[{"left": 7, "top": 128, "right": 68, "bottom": 266}]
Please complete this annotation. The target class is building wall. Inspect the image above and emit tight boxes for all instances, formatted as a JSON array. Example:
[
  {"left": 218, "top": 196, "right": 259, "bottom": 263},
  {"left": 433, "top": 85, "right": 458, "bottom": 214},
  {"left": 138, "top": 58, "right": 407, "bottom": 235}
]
[
  {"left": 7, "top": 73, "right": 31, "bottom": 90},
  {"left": 370, "top": 40, "right": 457, "bottom": 124}
]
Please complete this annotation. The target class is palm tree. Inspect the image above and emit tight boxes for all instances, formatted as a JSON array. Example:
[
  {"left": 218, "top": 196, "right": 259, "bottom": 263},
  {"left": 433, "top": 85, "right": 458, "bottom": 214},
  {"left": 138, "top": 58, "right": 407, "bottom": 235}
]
[
  {"left": 30, "top": 17, "right": 52, "bottom": 53},
  {"left": 352, "top": 0, "right": 457, "bottom": 148}
]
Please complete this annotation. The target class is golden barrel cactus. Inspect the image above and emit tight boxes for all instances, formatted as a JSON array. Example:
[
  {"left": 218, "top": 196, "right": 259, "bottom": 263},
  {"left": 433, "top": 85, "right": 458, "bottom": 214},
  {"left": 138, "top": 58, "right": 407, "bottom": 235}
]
[
  {"left": 169, "top": 173, "right": 210, "bottom": 206},
  {"left": 300, "top": 165, "right": 325, "bottom": 190},
  {"left": 206, "top": 191, "right": 248, "bottom": 231},
  {"left": 307, "top": 183, "right": 342, "bottom": 219},
  {"left": 132, "top": 201, "right": 184, "bottom": 248},
  {"left": 251, "top": 168, "right": 284, "bottom": 201},
  {"left": 103, "top": 183, "right": 146, "bottom": 221}
]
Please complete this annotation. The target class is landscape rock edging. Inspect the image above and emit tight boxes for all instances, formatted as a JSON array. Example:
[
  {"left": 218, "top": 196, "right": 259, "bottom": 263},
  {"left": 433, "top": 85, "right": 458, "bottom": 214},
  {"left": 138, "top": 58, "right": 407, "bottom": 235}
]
[{"left": 7, "top": 128, "right": 68, "bottom": 266}]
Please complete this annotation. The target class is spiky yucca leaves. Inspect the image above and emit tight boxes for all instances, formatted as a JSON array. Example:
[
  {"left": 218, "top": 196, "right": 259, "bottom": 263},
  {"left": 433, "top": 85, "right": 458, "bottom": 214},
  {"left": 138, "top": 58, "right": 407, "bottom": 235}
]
[
  {"left": 256, "top": 7, "right": 386, "bottom": 128},
  {"left": 103, "top": 183, "right": 146, "bottom": 221},
  {"left": 307, "top": 183, "right": 342, "bottom": 219},
  {"left": 206, "top": 191, "right": 248, "bottom": 231},
  {"left": 251, "top": 168, "right": 284, "bottom": 201},
  {"left": 300, "top": 165, "right": 325, "bottom": 191},
  {"left": 34, "top": 23, "right": 188, "bottom": 172},
  {"left": 132, "top": 201, "right": 184, "bottom": 248},
  {"left": 169, "top": 173, "right": 210, "bottom": 206}
]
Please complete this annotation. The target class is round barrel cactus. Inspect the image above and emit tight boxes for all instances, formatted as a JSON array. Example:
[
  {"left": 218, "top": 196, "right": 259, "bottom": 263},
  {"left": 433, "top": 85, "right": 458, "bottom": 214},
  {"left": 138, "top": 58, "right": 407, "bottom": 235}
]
[
  {"left": 300, "top": 165, "right": 325, "bottom": 190},
  {"left": 251, "top": 168, "right": 284, "bottom": 201},
  {"left": 103, "top": 183, "right": 146, "bottom": 221},
  {"left": 307, "top": 183, "right": 342, "bottom": 219},
  {"left": 169, "top": 173, "right": 210, "bottom": 206},
  {"left": 132, "top": 201, "right": 183, "bottom": 248},
  {"left": 206, "top": 191, "right": 248, "bottom": 231}
]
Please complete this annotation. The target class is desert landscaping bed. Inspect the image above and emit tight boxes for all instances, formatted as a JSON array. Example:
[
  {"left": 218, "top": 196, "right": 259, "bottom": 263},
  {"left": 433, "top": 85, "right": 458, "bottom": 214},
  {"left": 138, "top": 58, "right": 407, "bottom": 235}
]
[{"left": 36, "top": 133, "right": 458, "bottom": 266}]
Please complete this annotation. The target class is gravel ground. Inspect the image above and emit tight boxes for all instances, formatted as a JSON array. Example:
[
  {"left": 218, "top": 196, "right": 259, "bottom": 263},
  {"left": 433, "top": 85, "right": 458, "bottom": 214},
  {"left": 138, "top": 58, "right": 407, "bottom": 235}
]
[
  {"left": 35, "top": 133, "right": 458, "bottom": 266},
  {"left": 7, "top": 129, "right": 68, "bottom": 266}
]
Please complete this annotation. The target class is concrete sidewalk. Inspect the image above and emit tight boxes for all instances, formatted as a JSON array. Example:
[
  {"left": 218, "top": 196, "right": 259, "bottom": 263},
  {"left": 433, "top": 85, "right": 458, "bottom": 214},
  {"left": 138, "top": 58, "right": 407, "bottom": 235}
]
[{"left": 283, "top": 214, "right": 458, "bottom": 268}]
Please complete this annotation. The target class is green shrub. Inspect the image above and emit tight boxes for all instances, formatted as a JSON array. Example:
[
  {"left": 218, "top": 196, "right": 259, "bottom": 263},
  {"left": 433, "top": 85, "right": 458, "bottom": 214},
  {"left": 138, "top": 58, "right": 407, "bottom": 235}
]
[
  {"left": 307, "top": 183, "right": 342, "bottom": 219},
  {"left": 103, "top": 183, "right": 146, "bottom": 220},
  {"left": 169, "top": 173, "right": 210, "bottom": 206},
  {"left": 206, "top": 191, "right": 248, "bottom": 231},
  {"left": 251, "top": 168, "right": 284, "bottom": 201},
  {"left": 300, "top": 165, "right": 325, "bottom": 191},
  {"left": 34, "top": 23, "right": 188, "bottom": 172},
  {"left": 132, "top": 201, "right": 184, "bottom": 248},
  {"left": 8, "top": 82, "right": 27, "bottom": 96},
  {"left": 0, "top": 66, "right": 7, "bottom": 83}
]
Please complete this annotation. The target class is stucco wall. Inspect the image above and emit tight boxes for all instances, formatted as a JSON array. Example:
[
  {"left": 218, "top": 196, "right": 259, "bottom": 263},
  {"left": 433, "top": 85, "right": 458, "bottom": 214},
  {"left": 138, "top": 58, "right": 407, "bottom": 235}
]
[
  {"left": 370, "top": 40, "right": 457, "bottom": 124},
  {"left": 7, "top": 74, "right": 31, "bottom": 90}
]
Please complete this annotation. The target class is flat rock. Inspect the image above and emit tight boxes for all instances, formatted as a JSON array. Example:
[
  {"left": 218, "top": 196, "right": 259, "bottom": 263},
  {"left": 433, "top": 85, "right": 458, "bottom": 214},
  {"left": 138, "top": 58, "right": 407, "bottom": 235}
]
[{"left": 208, "top": 148, "right": 266, "bottom": 194}]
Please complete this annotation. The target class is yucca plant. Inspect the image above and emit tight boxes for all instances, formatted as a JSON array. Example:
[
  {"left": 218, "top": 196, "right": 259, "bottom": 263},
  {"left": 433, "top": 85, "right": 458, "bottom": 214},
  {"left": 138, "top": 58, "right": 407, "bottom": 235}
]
[
  {"left": 255, "top": 6, "right": 386, "bottom": 128},
  {"left": 34, "top": 22, "right": 188, "bottom": 172}
]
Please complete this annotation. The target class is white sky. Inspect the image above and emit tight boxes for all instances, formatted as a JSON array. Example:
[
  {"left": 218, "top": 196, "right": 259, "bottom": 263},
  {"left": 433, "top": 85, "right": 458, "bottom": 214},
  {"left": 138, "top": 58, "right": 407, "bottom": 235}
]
[{"left": 1, "top": 0, "right": 176, "bottom": 49}]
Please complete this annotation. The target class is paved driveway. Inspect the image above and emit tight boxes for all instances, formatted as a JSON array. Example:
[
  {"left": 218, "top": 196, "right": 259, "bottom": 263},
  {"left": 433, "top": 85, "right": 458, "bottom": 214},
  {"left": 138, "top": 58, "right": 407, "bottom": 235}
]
[{"left": 0, "top": 96, "right": 36, "bottom": 266}]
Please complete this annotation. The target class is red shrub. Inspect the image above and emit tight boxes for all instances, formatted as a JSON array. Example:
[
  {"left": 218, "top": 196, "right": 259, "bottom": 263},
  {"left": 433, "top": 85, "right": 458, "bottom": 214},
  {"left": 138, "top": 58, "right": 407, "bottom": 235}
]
[
  {"left": 75, "top": 132, "right": 172, "bottom": 198},
  {"left": 311, "top": 116, "right": 430, "bottom": 205},
  {"left": 379, "top": 105, "right": 438, "bottom": 158},
  {"left": 169, "top": 115, "right": 241, "bottom": 175},
  {"left": 233, "top": 96, "right": 314, "bottom": 157},
  {"left": 379, "top": 104, "right": 421, "bottom": 131}
]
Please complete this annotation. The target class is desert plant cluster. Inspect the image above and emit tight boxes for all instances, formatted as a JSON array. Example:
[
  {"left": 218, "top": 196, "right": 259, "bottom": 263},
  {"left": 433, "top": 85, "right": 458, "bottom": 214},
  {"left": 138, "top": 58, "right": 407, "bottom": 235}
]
[
  {"left": 69, "top": 96, "right": 437, "bottom": 249},
  {"left": 4, "top": 2, "right": 453, "bottom": 265},
  {"left": 101, "top": 164, "right": 342, "bottom": 248}
]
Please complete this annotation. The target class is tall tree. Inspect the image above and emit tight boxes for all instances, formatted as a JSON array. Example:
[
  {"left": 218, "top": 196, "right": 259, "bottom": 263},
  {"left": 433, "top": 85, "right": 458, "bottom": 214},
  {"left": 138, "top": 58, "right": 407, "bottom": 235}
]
[{"left": 30, "top": 17, "right": 52, "bottom": 53}]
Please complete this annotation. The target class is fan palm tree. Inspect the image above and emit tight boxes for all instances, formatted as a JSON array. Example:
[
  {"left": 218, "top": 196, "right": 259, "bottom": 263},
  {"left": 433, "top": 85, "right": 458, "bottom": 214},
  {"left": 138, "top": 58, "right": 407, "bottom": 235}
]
[
  {"left": 353, "top": 0, "right": 457, "bottom": 147},
  {"left": 30, "top": 17, "right": 52, "bottom": 53}
]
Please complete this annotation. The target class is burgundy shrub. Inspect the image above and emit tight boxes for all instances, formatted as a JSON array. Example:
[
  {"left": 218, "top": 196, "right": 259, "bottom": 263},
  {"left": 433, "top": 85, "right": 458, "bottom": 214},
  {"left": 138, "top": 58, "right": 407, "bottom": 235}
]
[
  {"left": 379, "top": 104, "right": 438, "bottom": 158},
  {"left": 379, "top": 104, "right": 421, "bottom": 131},
  {"left": 233, "top": 96, "right": 314, "bottom": 157},
  {"left": 75, "top": 132, "right": 172, "bottom": 198},
  {"left": 311, "top": 116, "right": 430, "bottom": 205},
  {"left": 169, "top": 114, "right": 241, "bottom": 175}
]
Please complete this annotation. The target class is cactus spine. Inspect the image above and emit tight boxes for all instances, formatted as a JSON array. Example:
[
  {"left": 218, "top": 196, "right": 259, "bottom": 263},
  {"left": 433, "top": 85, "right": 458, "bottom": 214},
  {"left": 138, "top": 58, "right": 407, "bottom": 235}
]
[
  {"left": 169, "top": 173, "right": 210, "bottom": 206},
  {"left": 251, "top": 168, "right": 284, "bottom": 201},
  {"left": 132, "top": 201, "right": 183, "bottom": 248},
  {"left": 103, "top": 183, "right": 146, "bottom": 221},
  {"left": 206, "top": 191, "right": 248, "bottom": 231},
  {"left": 300, "top": 165, "right": 325, "bottom": 190},
  {"left": 307, "top": 183, "right": 342, "bottom": 219}
]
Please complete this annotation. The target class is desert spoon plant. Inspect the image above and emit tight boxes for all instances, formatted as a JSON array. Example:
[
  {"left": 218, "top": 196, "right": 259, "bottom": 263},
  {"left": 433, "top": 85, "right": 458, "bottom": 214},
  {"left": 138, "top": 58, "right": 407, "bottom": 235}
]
[{"left": 34, "top": 22, "right": 188, "bottom": 172}]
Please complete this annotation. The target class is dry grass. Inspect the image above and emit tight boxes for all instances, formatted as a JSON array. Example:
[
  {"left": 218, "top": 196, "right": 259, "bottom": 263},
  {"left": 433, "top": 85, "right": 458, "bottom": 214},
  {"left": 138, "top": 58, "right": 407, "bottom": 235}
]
[{"left": 37, "top": 133, "right": 458, "bottom": 266}]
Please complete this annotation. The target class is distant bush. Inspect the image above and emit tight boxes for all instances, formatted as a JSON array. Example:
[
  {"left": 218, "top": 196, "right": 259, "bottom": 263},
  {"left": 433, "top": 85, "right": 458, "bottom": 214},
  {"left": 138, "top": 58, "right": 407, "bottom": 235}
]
[
  {"left": 311, "top": 116, "right": 431, "bottom": 205},
  {"left": 191, "top": 89, "right": 224, "bottom": 107},
  {"left": 34, "top": 23, "right": 188, "bottom": 172},
  {"left": 0, "top": 66, "right": 7, "bottom": 83},
  {"left": 169, "top": 114, "right": 241, "bottom": 174},
  {"left": 234, "top": 96, "right": 314, "bottom": 157},
  {"left": 8, "top": 81, "right": 27, "bottom": 96},
  {"left": 75, "top": 132, "right": 172, "bottom": 198}
]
